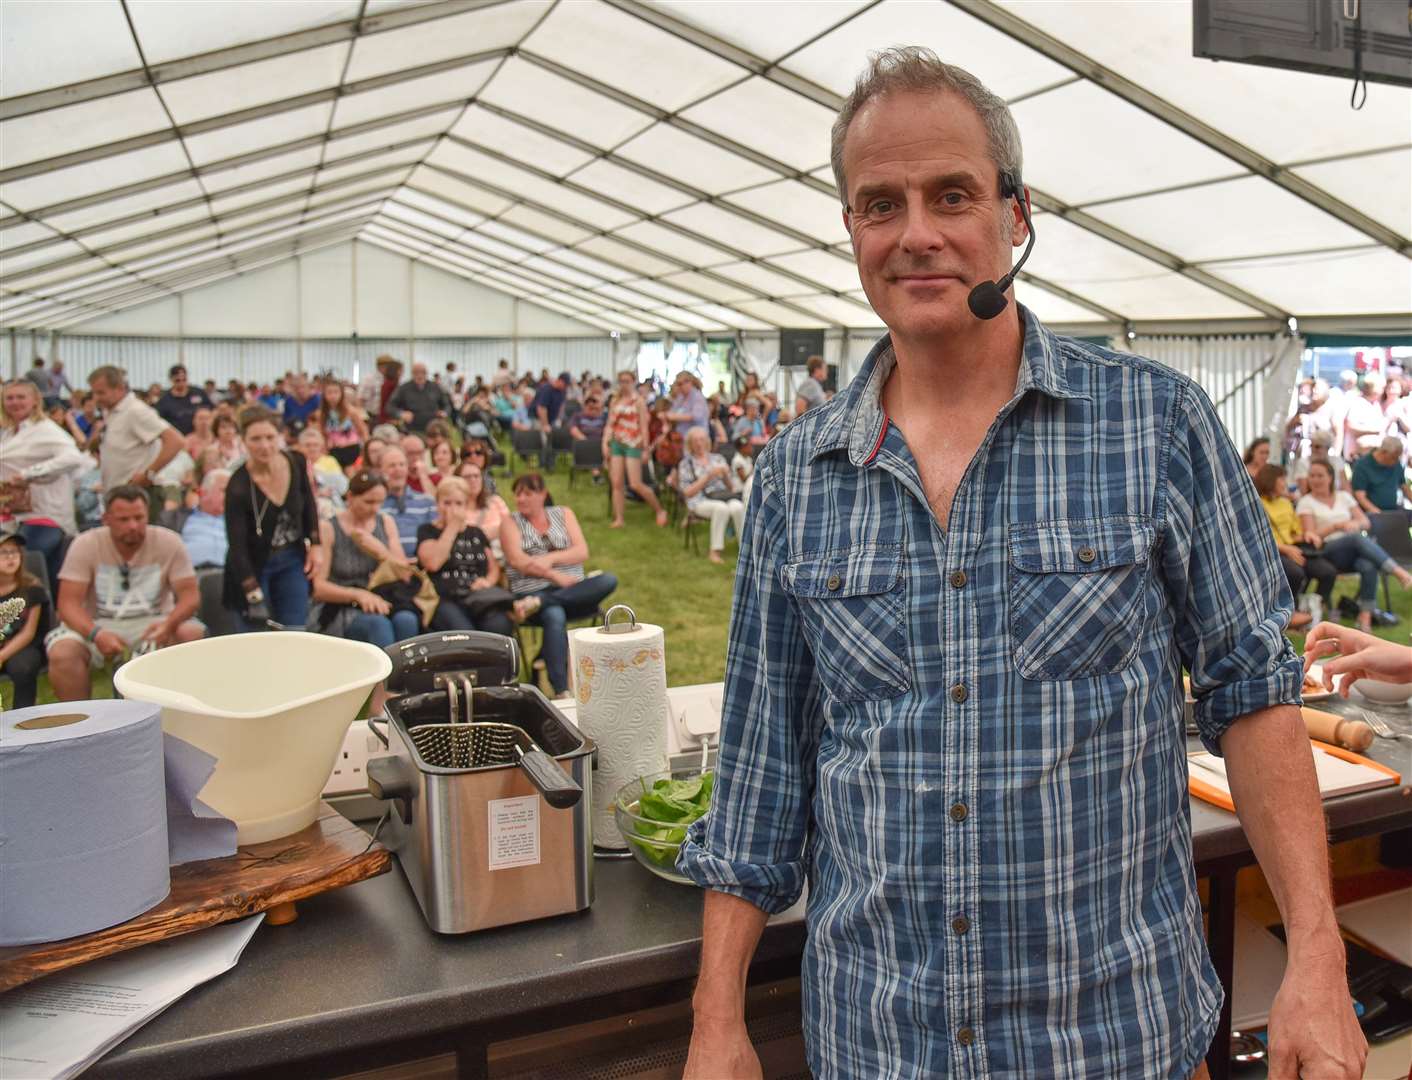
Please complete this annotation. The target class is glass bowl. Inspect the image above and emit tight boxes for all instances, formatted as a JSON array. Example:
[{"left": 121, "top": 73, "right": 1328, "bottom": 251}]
[{"left": 613, "top": 769, "right": 712, "bottom": 886}]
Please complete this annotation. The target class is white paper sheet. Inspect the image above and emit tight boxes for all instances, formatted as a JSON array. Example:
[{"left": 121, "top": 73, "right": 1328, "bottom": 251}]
[{"left": 0, "top": 915, "right": 264, "bottom": 1080}]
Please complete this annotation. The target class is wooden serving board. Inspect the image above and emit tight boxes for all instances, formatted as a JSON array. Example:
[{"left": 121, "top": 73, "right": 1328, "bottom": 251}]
[{"left": 0, "top": 802, "right": 389, "bottom": 992}]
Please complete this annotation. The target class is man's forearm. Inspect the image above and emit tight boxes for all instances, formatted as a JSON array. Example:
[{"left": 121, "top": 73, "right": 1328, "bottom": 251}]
[
  {"left": 693, "top": 890, "right": 769, "bottom": 1021},
  {"left": 1221, "top": 704, "right": 1339, "bottom": 943}
]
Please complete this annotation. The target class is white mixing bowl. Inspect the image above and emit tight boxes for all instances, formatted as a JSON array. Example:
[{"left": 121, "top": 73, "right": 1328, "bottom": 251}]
[
  {"left": 1352, "top": 678, "right": 1412, "bottom": 705},
  {"left": 114, "top": 632, "right": 392, "bottom": 844}
]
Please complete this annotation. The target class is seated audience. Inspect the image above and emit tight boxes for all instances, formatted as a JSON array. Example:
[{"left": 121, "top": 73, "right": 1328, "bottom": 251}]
[
  {"left": 1241, "top": 436, "right": 1270, "bottom": 483},
  {"left": 454, "top": 459, "right": 510, "bottom": 561},
  {"left": 225, "top": 409, "right": 321, "bottom": 631},
  {"left": 458, "top": 436, "right": 499, "bottom": 495},
  {"left": 314, "top": 375, "right": 369, "bottom": 472},
  {"left": 67, "top": 390, "right": 101, "bottom": 449},
  {"left": 570, "top": 393, "right": 608, "bottom": 483},
  {"left": 0, "top": 530, "right": 48, "bottom": 709},
  {"left": 501, "top": 473, "right": 618, "bottom": 697},
  {"left": 156, "top": 364, "right": 213, "bottom": 435},
  {"left": 1289, "top": 428, "right": 1347, "bottom": 495},
  {"left": 731, "top": 436, "right": 755, "bottom": 497},
  {"left": 281, "top": 372, "right": 322, "bottom": 434},
  {"left": 1253, "top": 464, "right": 1328, "bottom": 629},
  {"left": 311, "top": 470, "right": 419, "bottom": 646},
  {"left": 181, "top": 470, "right": 230, "bottom": 569},
  {"left": 731, "top": 397, "right": 768, "bottom": 445},
  {"left": 1296, "top": 459, "right": 1412, "bottom": 632},
  {"left": 416, "top": 477, "right": 521, "bottom": 637},
  {"left": 427, "top": 438, "right": 456, "bottom": 488},
  {"left": 1351, "top": 436, "right": 1412, "bottom": 513},
  {"left": 45, "top": 487, "right": 203, "bottom": 701},
  {"left": 212, "top": 412, "right": 245, "bottom": 470},
  {"left": 185, "top": 406, "right": 215, "bottom": 460},
  {"left": 605, "top": 369, "right": 667, "bottom": 528},
  {"left": 401, "top": 433, "right": 430, "bottom": 493},
  {"left": 678, "top": 427, "right": 745, "bottom": 565},
  {"left": 1, "top": 378, "right": 86, "bottom": 587},
  {"left": 376, "top": 446, "right": 436, "bottom": 558}
]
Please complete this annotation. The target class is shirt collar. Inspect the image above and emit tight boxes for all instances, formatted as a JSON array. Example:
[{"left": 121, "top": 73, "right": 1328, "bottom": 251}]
[{"left": 809, "top": 305, "right": 1083, "bottom": 466}]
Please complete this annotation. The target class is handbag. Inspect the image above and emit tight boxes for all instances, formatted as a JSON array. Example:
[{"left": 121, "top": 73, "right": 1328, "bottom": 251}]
[
  {"left": 461, "top": 585, "right": 516, "bottom": 617},
  {"left": 368, "top": 559, "right": 440, "bottom": 628}
]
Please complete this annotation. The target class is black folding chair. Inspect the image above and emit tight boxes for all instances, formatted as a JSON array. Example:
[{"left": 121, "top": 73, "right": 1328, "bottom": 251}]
[
  {"left": 1368, "top": 509, "right": 1412, "bottom": 611},
  {"left": 197, "top": 567, "right": 241, "bottom": 637},
  {"left": 569, "top": 439, "right": 604, "bottom": 489},
  {"left": 509, "top": 429, "right": 545, "bottom": 472}
]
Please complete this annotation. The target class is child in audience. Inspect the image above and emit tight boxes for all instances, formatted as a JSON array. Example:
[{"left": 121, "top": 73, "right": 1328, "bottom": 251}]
[{"left": 0, "top": 530, "right": 47, "bottom": 709}]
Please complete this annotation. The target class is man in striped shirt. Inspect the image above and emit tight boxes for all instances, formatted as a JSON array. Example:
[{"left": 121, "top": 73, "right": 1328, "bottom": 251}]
[{"left": 678, "top": 48, "right": 1365, "bottom": 1080}]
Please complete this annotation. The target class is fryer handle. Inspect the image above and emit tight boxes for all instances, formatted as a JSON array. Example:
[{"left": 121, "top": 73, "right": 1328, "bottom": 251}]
[
  {"left": 516, "top": 748, "right": 582, "bottom": 810},
  {"left": 367, "top": 714, "right": 390, "bottom": 748},
  {"left": 367, "top": 755, "right": 415, "bottom": 825}
]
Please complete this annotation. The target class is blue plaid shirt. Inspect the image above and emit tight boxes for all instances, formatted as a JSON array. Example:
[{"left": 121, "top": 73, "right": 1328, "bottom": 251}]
[{"left": 678, "top": 309, "right": 1301, "bottom": 1079}]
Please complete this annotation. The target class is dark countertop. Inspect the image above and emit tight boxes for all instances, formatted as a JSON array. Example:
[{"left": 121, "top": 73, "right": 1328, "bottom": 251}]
[{"left": 87, "top": 695, "right": 1412, "bottom": 1079}]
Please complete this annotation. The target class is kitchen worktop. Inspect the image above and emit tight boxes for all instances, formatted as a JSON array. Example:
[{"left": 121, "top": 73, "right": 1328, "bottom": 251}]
[{"left": 85, "top": 694, "right": 1411, "bottom": 1079}]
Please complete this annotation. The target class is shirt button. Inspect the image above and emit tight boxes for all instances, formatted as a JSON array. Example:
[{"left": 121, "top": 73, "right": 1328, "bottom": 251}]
[
  {"left": 950, "top": 683, "right": 968, "bottom": 703},
  {"left": 952, "top": 914, "right": 971, "bottom": 935},
  {"left": 1076, "top": 546, "right": 1096, "bottom": 563},
  {"left": 949, "top": 802, "right": 968, "bottom": 823},
  {"left": 957, "top": 1027, "right": 975, "bottom": 1047},
  {"left": 949, "top": 570, "right": 967, "bottom": 589},
  {"left": 826, "top": 574, "right": 841, "bottom": 591}
]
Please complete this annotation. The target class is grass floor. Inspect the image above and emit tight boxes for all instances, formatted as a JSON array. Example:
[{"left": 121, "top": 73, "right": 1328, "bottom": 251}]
[{"left": 5, "top": 465, "right": 1409, "bottom": 707}]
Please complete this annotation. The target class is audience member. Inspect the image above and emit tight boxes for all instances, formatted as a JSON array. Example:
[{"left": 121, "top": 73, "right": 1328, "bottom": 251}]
[
  {"left": 45, "top": 487, "right": 203, "bottom": 700},
  {"left": 21, "top": 358, "right": 49, "bottom": 399},
  {"left": 794, "top": 355, "right": 828, "bottom": 416},
  {"left": 181, "top": 470, "right": 230, "bottom": 569},
  {"left": 88, "top": 365, "right": 185, "bottom": 503},
  {"left": 491, "top": 358, "right": 514, "bottom": 391},
  {"left": 224, "top": 408, "right": 322, "bottom": 631},
  {"left": 281, "top": 373, "right": 322, "bottom": 434},
  {"left": 156, "top": 365, "right": 213, "bottom": 435},
  {"left": 1289, "top": 429, "right": 1347, "bottom": 495},
  {"left": 185, "top": 406, "right": 215, "bottom": 461},
  {"left": 258, "top": 377, "right": 287, "bottom": 414},
  {"left": 500, "top": 473, "right": 618, "bottom": 697},
  {"left": 389, "top": 362, "right": 451, "bottom": 434},
  {"left": 360, "top": 436, "right": 388, "bottom": 472},
  {"left": 0, "top": 530, "right": 47, "bottom": 709},
  {"left": 67, "top": 390, "right": 101, "bottom": 448},
  {"left": 735, "top": 371, "right": 764, "bottom": 410},
  {"left": 731, "top": 398, "right": 768, "bottom": 445},
  {"left": 400, "top": 433, "right": 430, "bottom": 493},
  {"left": 605, "top": 369, "right": 667, "bottom": 528},
  {"left": 454, "top": 460, "right": 510, "bottom": 558},
  {"left": 358, "top": 355, "right": 402, "bottom": 423},
  {"left": 416, "top": 477, "right": 518, "bottom": 637},
  {"left": 211, "top": 412, "right": 245, "bottom": 470},
  {"left": 1383, "top": 376, "right": 1411, "bottom": 441},
  {"left": 1343, "top": 372, "right": 1387, "bottom": 459},
  {"left": 0, "top": 379, "right": 86, "bottom": 586},
  {"left": 730, "top": 436, "right": 755, "bottom": 490},
  {"left": 678, "top": 427, "right": 745, "bottom": 565},
  {"left": 314, "top": 375, "right": 369, "bottom": 472},
  {"left": 311, "top": 470, "right": 419, "bottom": 646},
  {"left": 666, "top": 372, "right": 708, "bottom": 438},
  {"left": 1253, "top": 464, "right": 1325, "bottom": 629},
  {"left": 533, "top": 372, "right": 570, "bottom": 469},
  {"left": 376, "top": 446, "right": 435, "bottom": 558},
  {"left": 1296, "top": 460, "right": 1412, "bottom": 632},
  {"left": 297, "top": 426, "right": 348, "bottom": 517},
  {"left": 1241, "top": 436, "right": 1270, "bottom": 482},
  {"left": 1350, "top": 436, "right": 1411, "bottom": 513},
  {"left": 427, "top": 439, "right": 456, "bottom": 488}
]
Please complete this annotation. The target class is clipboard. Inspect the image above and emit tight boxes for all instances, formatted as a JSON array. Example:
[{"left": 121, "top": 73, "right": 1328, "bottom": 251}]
[{"left": 1188, "top": 740, "right": 1402, "bottom": 813}]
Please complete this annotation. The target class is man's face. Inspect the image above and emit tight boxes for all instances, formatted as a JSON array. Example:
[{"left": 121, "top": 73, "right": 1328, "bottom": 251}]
[
  {"left": 412, "top": 364, "right": 428, "bottom": 386},
  {"left": 1375, "top": 448, "right": 1400, "bottom": 466},
  {"left": 290, "top": 374, "right": 309, "bottom": 400},
  {"left": 842, "top": 89, "right": 1025, "bottom": 343},
  {"left": 298, "top": 429, "right": 324, "bottom": 458},
  {"left": 89, "top": 378, "right": 123, "bottom": 410},
  {"left": 380, "top": 448, "right": 408, "bottom": 490},
  {"left": 104, "top": 498, "right": 148, "bottom": 548},
  {"left": 171, "top": 369, "right": 188, "bottom": 393},
  {"left": 199, "top": 474, "right": 229, "bottom": 515}
]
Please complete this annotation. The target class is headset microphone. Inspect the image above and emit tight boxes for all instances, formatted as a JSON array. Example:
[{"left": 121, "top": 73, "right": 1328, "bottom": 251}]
[{"left": 967, "top": 171, "right": 1037, "bottom": 321}]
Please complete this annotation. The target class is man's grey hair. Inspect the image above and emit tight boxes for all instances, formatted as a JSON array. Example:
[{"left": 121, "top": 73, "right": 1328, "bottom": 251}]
[
  {"left": 88, "top": 364, "right": 127, "bottom": 389},
  {"left": 829, "top": 46, "right": 1023, "bottom": 208},
  {"left": 1379, "top": 435, "right": 1403, "bottom": 454}
]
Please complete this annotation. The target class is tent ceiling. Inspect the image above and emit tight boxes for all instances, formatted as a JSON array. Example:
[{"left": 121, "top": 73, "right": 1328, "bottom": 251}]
[{"left": 1, "top": 0, "right": 1408, "bottom": 334}]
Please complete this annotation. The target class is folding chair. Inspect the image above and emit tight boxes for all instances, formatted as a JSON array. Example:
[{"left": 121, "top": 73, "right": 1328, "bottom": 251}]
[
  {"left": 1368, "top": 509, "right": 1412, "bottom": 612},
  {"left": 197, "top": 567, "right": 240, "bottom": 636},
  {"left": 569, "top": 439, "right": 604, "bottom": 489},
  {"left": 510, "top": 428, "right": 545, "bottom": 472}
]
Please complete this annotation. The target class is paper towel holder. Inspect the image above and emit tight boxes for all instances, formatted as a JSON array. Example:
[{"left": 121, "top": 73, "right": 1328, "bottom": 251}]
[{"left": 598, "top": 604, "right": 638, "bottom": 634}]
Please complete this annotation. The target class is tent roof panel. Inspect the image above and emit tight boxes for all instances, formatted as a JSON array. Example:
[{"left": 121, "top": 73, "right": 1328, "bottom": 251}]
[
  {"left": 658, "top": 270, "right": 754, "bottom": 305},
  {"left": 569, "top": 159, "right": 695, "bottom": 216},
  {"left": 405, "top": 165, "right": 516, "bottom": 217},
  {"left": 159, "top": 43, "right": 349, "bottom": 126},
  {"left": 0, "top": 220, "right": 61, "bottom": 249},
  {"left": 766, "top": 249, "right": 860, "bottom": 293},
  {"left": 321, "top": 133, "right": 438, "bottom": 173},
  {"left": 183, "top": 102, "right": 332, "bottom": 166},
  {"left": 331, "top": 58, "right": 499, "bottom": 128},
  {"left": 733, "top": 297, "right": 827, "bottom": 327},
  {"left": 610, "top": 221, "right": 729, "bottom": 268},
  {"left": 45, "top": 179, "right": 209, "bottom": 237},
  {"left": 661, "top": 201, "right": 802, "bottom": 258},
  {"left": 522, "top": 0, "right": 741, "bottom": 112},
  {"left": 0, "top": 88, "right": 170, "bottom": 169},
  {"left": 1210, "top": 248, "right": 1412, "bottom": 316},
  {"left": 345, "top": 2, "right": 547, "bottom": 82},
  {"left": 651, "top": 0, "right": 870, "bottom": 63},
  {"left": 1292, "top": 150, "right": 1412, "bottom": 240},
  {"left": 478, "top": 57, "right": 653, "bottom": 149},
  {"left": 1014, "top": 283, "right": 1107, "bottom": 325},
  {"left": 448, "top": 106, "right": 596, "bottom": 177},
  {"left": 1, "top": 141, "right": 190, "bottom": 211},
  {"left": 615, "top": 123, "right": 779, "bottom": 193},
  {"left": 126, "top": 0, "right": 360, "bottom": 64},
  {"left": 396, "top": 189, "right": 489, "bottom": 232},
  {"left": 1, "top": 1, "right": 142, "bottom": 98},
  {"left": 723, "top": 180, "right": 846, "bottom": 244},
  {"left": 710, "top": 260, "right": 815, "bottom": 298},
  {"left": 679, "top": 77, "right": 835, "bottom": 172},
  {"left": 200, "top": 147, "right": 325, "bottom": 192},
  {"left": 573, "top": 235, "right": 680, "bottom": 277},
  {"left": 498, "top": 205, "right": 594, "bottom": 246}
]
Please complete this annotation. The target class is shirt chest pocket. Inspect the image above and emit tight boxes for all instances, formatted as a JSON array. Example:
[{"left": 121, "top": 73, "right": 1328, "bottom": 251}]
[
  {"left": 1008, "top": 517, "right": 1156, "bottom": 681},
  {"left": 781, "top": 545, "right": 910, "bottom": 703}
]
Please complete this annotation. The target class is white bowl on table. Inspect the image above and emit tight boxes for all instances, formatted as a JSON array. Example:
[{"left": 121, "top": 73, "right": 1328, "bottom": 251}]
[
  {"left": 114, "top": 632, "right": 392, "bottom": 844},
  {"left": 1351, "top": 678, "right": 1412, "bottom": 706}
]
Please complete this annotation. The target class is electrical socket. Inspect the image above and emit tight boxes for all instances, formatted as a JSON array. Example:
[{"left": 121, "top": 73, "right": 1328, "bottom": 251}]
[{"left": 323, "top": 723, "right": 383, "bottom": 796}]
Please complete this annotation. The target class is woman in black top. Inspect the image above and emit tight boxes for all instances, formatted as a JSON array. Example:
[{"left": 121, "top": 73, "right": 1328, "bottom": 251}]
[
  {"left": 223, "top": 407, "right": 322, "bottom": 630},
  {"left": 415, "top": 477, "right": 514, "bottom": 638},
  {"left": 0, "top": 530, "right": 47, "bottom": 709}
]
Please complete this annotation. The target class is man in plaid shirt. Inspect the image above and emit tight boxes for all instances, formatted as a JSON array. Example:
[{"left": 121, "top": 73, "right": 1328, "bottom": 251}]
[{"left": 678, "top": 48, "right": 1365, "bottom": 1080}]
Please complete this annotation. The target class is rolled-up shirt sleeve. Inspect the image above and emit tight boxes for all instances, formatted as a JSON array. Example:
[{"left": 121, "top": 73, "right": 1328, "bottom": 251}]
[
  {"left": 676, "top": 450, "right": 819, "bottom": 913},
  {"left": 1162, "top": 380, "right": 1302, "bottom": 755}
]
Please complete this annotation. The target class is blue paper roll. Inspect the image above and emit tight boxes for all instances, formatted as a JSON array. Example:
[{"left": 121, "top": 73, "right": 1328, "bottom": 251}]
[{"left": 0, "top": 700, "right": 171, "bottom": 946}]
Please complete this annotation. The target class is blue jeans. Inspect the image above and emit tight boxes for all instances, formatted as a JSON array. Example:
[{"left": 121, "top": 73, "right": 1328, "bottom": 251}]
[
  {"left": 1319, "top": 533, "right": 1398, "bottom": 610},
  {"left": 525, "top": 573, "right": 619, "bottom": 693},
  {"left": 19, "top": 522, "right": 66, "bottom": 594},
  {"left": 345, "top": 609, "right": 420, "bottom": 648},
  {"left": 243, "top": 546, "right": 309, "bottom": 631},
  {"left": 431, "top": 598, "right": 515, "bottom": 638}
]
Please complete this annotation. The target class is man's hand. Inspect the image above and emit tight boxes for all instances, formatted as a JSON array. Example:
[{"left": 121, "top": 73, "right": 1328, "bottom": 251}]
[
  {"left": 683, "top": 1016, "right": 762, "bottom": 1080},
  {"left": 1265, "top": 933, "right": 1366, "bottom": 1079},
  {"left": 401, "top": 411, "right": 414, "bottom": 426},
  {"left": 304, "top": 546, "right": 322, "bottom": 580},
  {"left": 129, "top": 468, "right": 150, "bottom": 486},
  {"left": 140, "top": 620, "right": 176, "bottom": 648},
  {"left": 93, "top": 629, "right": 126, "bottom": 658},
  {"left": 1304, "top": 620, "right": 1412, "bottom": 692}
]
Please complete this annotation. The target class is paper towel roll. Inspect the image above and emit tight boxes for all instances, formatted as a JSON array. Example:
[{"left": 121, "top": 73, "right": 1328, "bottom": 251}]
[
  {"left": 569, "top": 621, "right": 671, "bottom": 849},
  {"left": 0, "top": 700, "right": 172, "bottom": 945}
]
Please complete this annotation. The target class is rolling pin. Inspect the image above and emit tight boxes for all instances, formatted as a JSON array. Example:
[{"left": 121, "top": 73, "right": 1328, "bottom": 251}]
[{"left": 1302, "top": 707, "right": 1374, "bottom": 752}]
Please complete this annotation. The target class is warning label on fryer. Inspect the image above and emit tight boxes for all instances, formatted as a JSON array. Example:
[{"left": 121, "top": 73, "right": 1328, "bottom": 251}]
[{"left": 488, "top": 795, "right": 541, "bottom": 871}]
